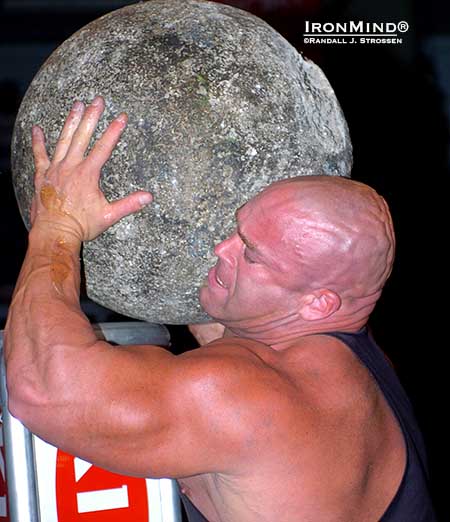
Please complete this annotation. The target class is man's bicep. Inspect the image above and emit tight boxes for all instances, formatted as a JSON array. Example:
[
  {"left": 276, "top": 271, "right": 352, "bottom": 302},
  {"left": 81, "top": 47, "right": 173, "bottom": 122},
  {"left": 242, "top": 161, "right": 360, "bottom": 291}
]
[
  {"left": 23, "top": 340, "right": 269, "bottom": 479},
  {"left": 10, "top": 340, "right": 182, "bottom": 477}
]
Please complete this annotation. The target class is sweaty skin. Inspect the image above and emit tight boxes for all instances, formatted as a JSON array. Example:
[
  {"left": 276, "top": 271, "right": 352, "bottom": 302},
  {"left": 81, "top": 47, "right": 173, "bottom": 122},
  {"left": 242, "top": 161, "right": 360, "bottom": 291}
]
[
  {"left": 5, "top": 97, "right": 405, "bottom": 522},
  {"left": 49, "top": 237, "right": 72, "bottom": 295},
  {"left": 38, "top": 185, "right": 74, "bottom": 293},
  {"left": 40, "top": 184, "right": 66, "bottom": 213}
]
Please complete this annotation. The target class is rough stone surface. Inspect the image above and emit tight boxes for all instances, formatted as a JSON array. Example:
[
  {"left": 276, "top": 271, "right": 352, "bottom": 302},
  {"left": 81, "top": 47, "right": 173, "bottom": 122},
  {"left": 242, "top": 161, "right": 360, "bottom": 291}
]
[{"left": 11, "top": 0, "right": 352, "bottom": 324}]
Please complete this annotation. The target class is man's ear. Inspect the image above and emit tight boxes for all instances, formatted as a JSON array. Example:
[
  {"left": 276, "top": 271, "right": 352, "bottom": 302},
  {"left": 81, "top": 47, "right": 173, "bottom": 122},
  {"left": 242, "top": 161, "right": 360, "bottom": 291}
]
[{"left": 299, "top": 289, "right": 341, "bottom": 321}]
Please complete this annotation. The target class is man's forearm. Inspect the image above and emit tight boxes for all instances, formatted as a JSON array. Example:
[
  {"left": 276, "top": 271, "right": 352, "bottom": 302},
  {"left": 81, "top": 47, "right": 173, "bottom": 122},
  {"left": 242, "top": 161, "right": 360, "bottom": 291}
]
[{"left": 5, "top": 225, "right": 97, "bottom": 410}]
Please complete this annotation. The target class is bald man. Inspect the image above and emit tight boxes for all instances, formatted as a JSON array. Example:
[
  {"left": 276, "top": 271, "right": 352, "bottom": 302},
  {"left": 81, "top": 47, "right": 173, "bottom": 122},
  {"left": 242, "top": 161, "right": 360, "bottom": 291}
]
[{"left": 4, "top": 99, "right": 435, "bottom": 521}]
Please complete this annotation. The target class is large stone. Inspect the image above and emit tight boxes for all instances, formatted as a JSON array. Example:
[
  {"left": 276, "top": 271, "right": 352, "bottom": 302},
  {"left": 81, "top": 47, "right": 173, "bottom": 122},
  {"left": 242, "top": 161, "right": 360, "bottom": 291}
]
[{"left": 11, "top": 0, "right": 352, "bottom": 324}]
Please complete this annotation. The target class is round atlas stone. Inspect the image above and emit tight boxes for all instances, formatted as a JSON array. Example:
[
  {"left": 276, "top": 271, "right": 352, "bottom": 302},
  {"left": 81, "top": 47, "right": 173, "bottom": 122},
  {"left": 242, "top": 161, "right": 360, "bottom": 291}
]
[{"left": 11, "top": 0, "right": 352, "bottom": 324}]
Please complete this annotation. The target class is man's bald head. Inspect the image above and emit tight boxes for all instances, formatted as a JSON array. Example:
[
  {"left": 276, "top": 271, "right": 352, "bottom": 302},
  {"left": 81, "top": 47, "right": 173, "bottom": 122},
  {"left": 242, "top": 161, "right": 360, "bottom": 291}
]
[
  {"left": 202, "top": 175, "right": 394, "bottom": 335},
  {"left": 254, "top": 176, "right": 395, "bottom": 303}
]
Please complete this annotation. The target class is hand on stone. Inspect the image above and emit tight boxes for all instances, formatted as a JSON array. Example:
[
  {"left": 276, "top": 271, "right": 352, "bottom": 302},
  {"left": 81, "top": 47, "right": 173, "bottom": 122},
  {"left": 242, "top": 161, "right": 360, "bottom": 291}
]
[{"left": 30, "top": 96, "right": 153, "bottom": 242}]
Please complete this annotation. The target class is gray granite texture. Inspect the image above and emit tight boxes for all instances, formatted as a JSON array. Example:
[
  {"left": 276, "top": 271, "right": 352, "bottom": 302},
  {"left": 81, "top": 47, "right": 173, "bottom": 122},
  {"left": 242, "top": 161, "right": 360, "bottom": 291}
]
[{"left": 11, "top": 0, "right": 352, "bottom": 324}]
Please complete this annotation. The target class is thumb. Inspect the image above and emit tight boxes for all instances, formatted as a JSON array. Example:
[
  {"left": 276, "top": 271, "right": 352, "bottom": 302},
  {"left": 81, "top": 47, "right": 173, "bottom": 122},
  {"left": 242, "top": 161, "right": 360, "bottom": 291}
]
[{"left": 105, "top": 191, "right": 153, "bottom": 227}]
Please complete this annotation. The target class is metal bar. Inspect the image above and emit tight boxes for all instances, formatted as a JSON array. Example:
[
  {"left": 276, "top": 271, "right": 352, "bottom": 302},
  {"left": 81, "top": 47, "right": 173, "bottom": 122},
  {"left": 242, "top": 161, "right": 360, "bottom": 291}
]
[
  {"left": 160, "top": 479, "right": 182, "bottom": 522},
  {"left": 93, "top": 321, "right": 170, "bottom": 346},
  {"left": 1, "top": 333, "right": 40, "bottom": 522}
]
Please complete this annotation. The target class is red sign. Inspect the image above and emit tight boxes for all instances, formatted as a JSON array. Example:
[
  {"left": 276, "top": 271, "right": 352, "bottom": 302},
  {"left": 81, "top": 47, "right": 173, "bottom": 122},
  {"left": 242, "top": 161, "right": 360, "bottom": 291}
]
[{"left": 56, "top": 450, "right": 149, "bottom": 521}]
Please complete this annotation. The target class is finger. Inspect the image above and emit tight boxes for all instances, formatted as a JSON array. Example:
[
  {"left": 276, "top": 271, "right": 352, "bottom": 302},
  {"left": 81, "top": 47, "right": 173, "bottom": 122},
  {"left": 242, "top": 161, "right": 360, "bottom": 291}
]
[
  {"left": 31, "top": 126, "right": 50, "bottom": 185},
  {"left": 64, "top": 96, "right": 105, "bottom": 164},
  {"left": 52, "top": 101, "right": 85, "bottom": 163},
  {"left": 85, "top": 112, "right": 128, "bottom": 172},
  {"left": 103, "top": 191, "right": 153, "bottom": 228}
]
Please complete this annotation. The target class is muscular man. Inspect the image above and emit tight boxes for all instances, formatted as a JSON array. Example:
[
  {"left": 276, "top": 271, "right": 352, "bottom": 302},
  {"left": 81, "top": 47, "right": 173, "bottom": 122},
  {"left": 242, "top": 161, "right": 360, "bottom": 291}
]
[{"left": 4, "top": 98, "right": 435, "bottom": 521}]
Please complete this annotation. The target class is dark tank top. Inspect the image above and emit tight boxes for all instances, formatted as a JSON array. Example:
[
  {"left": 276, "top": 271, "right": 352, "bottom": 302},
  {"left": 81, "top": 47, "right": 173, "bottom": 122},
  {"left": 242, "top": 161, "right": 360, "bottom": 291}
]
[{"left": 180, "top": 328, "right": 436, "bottom": 521}]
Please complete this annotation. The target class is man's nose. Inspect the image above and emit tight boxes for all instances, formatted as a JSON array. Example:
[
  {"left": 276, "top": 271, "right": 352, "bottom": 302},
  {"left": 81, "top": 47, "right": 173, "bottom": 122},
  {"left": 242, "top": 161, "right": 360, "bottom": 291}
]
[{"left": 214, "top": 232, "right": 240, "bottom": 259}]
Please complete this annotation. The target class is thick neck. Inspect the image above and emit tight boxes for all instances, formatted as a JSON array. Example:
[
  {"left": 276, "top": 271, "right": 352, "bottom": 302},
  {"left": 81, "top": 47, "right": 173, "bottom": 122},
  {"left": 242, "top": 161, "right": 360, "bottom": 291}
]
[{"left": 222, "top": 301, "right": 374, "bottom": 351}]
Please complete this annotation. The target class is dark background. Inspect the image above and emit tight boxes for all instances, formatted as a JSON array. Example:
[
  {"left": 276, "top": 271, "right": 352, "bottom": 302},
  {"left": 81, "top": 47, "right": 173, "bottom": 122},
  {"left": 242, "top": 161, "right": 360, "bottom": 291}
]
[{"left": 0, "top": 0, "right": 448, "bottom": 519}]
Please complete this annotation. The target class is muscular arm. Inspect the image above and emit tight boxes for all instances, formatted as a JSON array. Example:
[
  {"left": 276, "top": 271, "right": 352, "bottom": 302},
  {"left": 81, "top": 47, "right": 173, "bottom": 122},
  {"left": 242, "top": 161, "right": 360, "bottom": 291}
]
[
  {"left": 5, "top": 225, "right": 176, "bottom": 476},
  {"left": 4, "top": 97, "right": 278, "bottom": 479}
]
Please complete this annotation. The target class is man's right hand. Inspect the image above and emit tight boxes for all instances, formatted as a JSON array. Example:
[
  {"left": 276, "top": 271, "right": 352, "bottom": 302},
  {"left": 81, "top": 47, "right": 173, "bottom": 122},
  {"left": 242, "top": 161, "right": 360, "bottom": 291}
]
[{"left": 31, "top": 96, "right": 152, "bottom": 243}]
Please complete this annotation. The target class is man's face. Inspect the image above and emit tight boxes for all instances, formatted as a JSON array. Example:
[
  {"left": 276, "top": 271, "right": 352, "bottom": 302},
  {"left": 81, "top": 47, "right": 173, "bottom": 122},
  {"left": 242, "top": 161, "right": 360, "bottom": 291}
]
[{"left": 199, "top": 186, "right": 305, "bottom": 329}]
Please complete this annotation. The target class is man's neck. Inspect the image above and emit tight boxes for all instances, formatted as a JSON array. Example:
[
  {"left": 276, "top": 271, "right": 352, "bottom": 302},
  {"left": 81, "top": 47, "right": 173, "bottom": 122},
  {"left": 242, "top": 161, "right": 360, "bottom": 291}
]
[{"left": 223, "top": 316, "right": 368, "bottom": 351}]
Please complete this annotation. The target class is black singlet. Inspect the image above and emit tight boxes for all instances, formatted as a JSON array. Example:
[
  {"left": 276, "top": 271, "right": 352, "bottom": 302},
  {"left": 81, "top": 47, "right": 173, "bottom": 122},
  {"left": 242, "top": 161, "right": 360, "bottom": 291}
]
[{"left": 180, "top": 328, "right": 436, "bottom": 521}]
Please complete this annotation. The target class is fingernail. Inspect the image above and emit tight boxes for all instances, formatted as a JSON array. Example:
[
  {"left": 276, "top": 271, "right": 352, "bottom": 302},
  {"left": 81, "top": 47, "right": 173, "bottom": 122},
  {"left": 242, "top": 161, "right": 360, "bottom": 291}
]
[
  {"left": 72, "top": 100, "right": 84, "bottom": 111},
  {"left": 117, "top": 112, "right": 128, "bottom": 123},
  {"left": 139, "top": 193, "right": 153, "bottom": 206},
  {"left": 91, "top": 96, "right": 104, "bottom": 107}
]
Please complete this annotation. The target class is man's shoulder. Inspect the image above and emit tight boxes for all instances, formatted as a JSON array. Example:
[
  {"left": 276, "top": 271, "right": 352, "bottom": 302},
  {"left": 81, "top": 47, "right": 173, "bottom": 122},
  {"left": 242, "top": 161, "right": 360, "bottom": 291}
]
[
  {"left": 172, "top": 336, "right": 335, "bottom": 439},
  {"left": 189, "top": 336, "right": 277, "bottom": 363},
  {"left": 173, "top": 337, "right": 307, "bottom": 428},
  {"left": 175, "top": 336, "right": 287, "bottom": 392},
  {"left": 175, "top": 333, "right": 369, "bottom": 403},
  {"left": 168, "top": 333, "right": 383, "bottom": 474}
]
